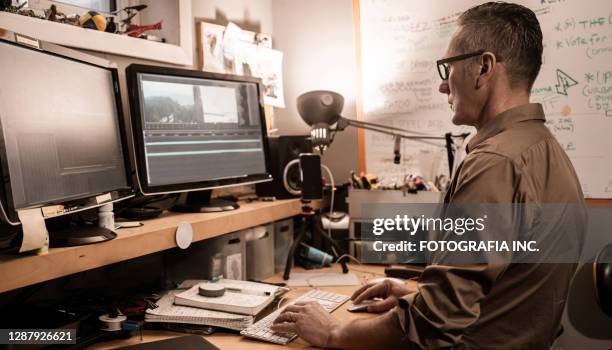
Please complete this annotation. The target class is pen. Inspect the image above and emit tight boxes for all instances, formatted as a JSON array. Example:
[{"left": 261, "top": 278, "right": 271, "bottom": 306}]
[{"left": 225, "top": 287, "right": 271, "bottom": 296}]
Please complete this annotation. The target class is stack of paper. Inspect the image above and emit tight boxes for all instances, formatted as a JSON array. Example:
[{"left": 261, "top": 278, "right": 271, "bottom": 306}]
[{"left": 145, "top": 291, "right": 253, "bottom": 331}]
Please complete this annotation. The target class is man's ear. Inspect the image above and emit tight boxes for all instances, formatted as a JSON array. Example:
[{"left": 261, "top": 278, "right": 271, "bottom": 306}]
[{"left": 475, "top": 52, "right": 496, "bottom": 89}]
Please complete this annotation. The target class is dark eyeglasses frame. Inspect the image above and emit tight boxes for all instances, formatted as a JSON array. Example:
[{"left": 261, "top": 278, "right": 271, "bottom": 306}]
[{"left": 436, "top": 50, "right": 485, "bottom": 81}]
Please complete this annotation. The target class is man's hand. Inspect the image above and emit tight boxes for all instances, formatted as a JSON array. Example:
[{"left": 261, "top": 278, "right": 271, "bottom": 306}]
[
  {"left": 351, "top": 279, "right": 416, "bottom": 312},
  {"left": 270, "top": 301, "right": 341, "bottom": 348}
]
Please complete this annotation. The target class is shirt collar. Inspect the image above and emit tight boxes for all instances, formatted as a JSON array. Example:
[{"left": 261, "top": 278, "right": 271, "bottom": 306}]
[{"left": 466, "top": 103, "right": 546, "bottom": 153}]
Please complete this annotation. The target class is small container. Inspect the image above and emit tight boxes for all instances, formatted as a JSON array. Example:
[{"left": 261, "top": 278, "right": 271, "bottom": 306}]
[
  {"left": 274, "top": 219, "right": 294, "bottom": 273},
  {"left": 246, "top": 224, "right": 275, "bottom": 280},
  {"left": 98, "top": 203, "right": 114, "bottom": 231}
]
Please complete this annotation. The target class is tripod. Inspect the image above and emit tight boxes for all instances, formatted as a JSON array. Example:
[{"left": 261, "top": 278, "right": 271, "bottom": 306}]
[{"left": 283, "top": 200, "right": 348, "bottom": 280}]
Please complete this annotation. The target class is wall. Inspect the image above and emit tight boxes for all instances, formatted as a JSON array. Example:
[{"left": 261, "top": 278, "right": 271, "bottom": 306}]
[{"left": 271, "top": 0, "right": 360, "bottom": 180}]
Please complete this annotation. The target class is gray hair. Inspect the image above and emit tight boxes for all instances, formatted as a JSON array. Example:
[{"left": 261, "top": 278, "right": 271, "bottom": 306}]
[{"left": 454, "top": 2, "right": 543, "bottom": 91}]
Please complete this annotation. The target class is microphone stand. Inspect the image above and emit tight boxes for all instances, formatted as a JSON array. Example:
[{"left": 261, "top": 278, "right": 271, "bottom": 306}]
[{"left": 283, "top": 200, "right": 349, "bottom": 281}]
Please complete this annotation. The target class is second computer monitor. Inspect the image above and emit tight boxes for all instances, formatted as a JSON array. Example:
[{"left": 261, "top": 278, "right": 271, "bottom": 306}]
[{"left": 126, "top": 65, "right": 272, "bottom": 205}]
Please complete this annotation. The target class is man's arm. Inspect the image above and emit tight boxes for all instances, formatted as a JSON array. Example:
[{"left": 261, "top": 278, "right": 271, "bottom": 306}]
[
  {"left": 271, "top": 302, "right": 410, "bottom": 349},
  {"left": 328, "top": 311, "right": 410, "bottom": 349}
]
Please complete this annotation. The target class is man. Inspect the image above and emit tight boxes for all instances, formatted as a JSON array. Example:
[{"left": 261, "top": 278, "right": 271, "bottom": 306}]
[{"left": 271, "top": 2, "right": 586, "bottom": 349}]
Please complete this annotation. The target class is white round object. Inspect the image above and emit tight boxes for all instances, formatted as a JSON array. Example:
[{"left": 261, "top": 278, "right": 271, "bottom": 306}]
[
  {"left": 99, "top": 314, "right": 127, "bottom": 331},
  {"left": 176, "top": 221, "right": 193, "bottom": 249},
  {"left": 321, "top": 212, "right": 349, "bottom": 230},
  {"left": 198, "top": 283, "right": 226, "bottom": 297}
]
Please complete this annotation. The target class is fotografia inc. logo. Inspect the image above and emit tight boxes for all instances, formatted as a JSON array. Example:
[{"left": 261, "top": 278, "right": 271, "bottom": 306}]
[{"left": 371, "top": 214, "right": 488, "bottom": 236}]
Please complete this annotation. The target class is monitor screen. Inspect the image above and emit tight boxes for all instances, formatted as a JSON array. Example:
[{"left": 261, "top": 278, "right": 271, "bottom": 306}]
[
  {"left": 127, "top": 65, "right": 272, "bottom": 194},
  {"left": 0, "top": 40, "right": 132, "bottom": 223}
]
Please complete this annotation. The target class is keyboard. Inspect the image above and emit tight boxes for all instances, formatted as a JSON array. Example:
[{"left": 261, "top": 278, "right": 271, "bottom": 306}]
[{"left": 240, "top": 289, "right": 350, "bottom": 345}]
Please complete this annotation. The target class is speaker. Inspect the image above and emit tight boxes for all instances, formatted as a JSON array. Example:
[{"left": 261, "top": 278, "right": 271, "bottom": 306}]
[{"left": 256, "top": 136, "right": 312, "bottom": 199}]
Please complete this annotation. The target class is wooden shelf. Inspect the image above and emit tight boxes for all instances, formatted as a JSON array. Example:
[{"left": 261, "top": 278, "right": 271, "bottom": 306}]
[
  {"left": 0, "top": 199, "right": 323, "bottom": 294},
  {"left": 0, "top": 6, "right": 193, "bottom": 65}
]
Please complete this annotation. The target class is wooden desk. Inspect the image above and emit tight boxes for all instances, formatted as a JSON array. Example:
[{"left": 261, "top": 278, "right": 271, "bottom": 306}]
[
  {"left": 0, "top": 199, "right": 324, "bottom": 294},
  {"left": 89, "top": 265, "right": 417, "bottom": 349}
]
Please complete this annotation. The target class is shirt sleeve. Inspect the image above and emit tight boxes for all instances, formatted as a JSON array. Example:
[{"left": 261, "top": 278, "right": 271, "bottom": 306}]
[{"left": 394, "top": 152, "right": 519, "bottom": 349}]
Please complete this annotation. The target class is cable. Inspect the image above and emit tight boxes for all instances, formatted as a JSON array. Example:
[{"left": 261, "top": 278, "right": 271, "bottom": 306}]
[
  {"left": 276, "top": 296, "right": 287, "bottom": 310},
  {"left": 333, "top": 253, "right": 385, "bottom": 280},
  {"left": 337, "top": 253, "right": 361, "bottom": 265},
  {"left": 333, "top": 253, "right": 388, "bottom": 280},
  {"left": 320, "top": 164, "right": 335, "bottom": 254},
  {"left": 350, "top": 266, "right": 386, "bottom": 279}
]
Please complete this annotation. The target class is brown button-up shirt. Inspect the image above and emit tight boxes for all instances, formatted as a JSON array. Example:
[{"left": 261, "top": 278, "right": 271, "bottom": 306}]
[{"left": 394, "top": 103, "right": 586, "bottom": 349}]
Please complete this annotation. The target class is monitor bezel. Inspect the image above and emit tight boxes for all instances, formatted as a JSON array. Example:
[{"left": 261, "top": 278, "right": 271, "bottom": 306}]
[
  {"left": 125, "top": 64, "right": 273, "bottom": 196},
  {"left": 0, "top": 36, "right": 135, "bottom": 225}
]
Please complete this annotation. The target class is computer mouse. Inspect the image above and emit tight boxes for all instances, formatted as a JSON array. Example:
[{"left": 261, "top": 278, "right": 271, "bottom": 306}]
[{"left": 347, "top": 299, "right": 375, "bottom": 312}]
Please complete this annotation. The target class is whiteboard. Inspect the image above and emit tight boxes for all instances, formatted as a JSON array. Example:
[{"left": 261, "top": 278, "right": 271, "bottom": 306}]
[{"left": 358, "top": 0, "right": 612, "bottom": 198}]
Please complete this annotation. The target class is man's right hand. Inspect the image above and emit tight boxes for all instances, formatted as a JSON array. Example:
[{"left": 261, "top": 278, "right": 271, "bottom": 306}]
[{"left": 350, "top": 279, "right": 416, "bottom": 313}]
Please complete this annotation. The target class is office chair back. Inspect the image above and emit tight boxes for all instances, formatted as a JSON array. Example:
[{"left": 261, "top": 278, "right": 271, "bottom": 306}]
[{"left": 593, "top": 243, "right": 612, "bottom": 317}]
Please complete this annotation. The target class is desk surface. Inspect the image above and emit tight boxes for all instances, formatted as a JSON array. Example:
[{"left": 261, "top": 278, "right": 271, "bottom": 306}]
[
  {"left": 0, "top": 198, "right": 324, "bottom": 294},
  {"left": 88, "top": 265, "right": 416, "bottom": 350}
]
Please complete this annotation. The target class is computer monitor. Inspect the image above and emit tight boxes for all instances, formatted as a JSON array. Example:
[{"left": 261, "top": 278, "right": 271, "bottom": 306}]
[
  {"left": 126, "top": 64, "right": 272, "bottom": 212},
  {"left": 0, "top": 36, "right": 134, "bottom": 247}
]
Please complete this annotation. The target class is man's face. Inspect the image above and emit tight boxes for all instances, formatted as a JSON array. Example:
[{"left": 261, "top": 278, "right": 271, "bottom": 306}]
[{"left": 438, "top": 39, "right": 483, "bottom": 126}]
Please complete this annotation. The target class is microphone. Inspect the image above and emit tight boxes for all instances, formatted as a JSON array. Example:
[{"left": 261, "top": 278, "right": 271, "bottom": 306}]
[
  {"left": 393, "top": 136, "right": 401, "bottom": 164},
  {"left": 297, "top": 91, "right": 344, "bottom": 152},
  {"left": 309, "top": 123, "right": 332, "bottom": 150}
]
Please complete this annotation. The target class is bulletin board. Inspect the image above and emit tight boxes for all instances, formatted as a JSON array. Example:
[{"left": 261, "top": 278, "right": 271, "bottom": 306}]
[
  {"left": 355, "top": 0, "right": 612, "bottom": 198},
  {"left": 195, "top": 21, "right": 283, "bottom": 108}
]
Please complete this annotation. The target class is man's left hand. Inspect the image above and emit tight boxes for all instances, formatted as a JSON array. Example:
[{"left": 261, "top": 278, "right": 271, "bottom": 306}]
[{"left": 271, "top": 301, "right": 341, "bottom": 348}]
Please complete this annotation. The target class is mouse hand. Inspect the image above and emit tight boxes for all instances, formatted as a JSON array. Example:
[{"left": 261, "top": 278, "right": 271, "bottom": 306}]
[{"left": 350, "top": 279, "right": 415, "bottom": 313}]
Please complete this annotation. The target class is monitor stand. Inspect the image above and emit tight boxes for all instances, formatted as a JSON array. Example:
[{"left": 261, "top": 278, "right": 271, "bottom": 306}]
[
  {"left": 48, "top": 222, "right": 116, "bottom": 248},
  {"left": 171, "top": 190, "right": 240, "bottom": 213}
]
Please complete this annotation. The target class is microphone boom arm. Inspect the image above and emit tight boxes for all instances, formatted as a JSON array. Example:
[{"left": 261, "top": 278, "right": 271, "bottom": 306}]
[{"left": 334, "top": 116, "right": 469, "bottom": 176}]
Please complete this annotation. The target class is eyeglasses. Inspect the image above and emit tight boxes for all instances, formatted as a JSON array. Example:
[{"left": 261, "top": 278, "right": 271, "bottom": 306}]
[{"left": 436, "top": 51, "right": 485, "bottom": 81}]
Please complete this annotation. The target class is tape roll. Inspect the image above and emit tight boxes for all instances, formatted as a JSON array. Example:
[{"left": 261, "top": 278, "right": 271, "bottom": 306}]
[
  {"left": 99, "top": 314, "right": 127, "bottom": 331},
  {"left": 198, "top": 283, "right": 226, "bottom": 297}
]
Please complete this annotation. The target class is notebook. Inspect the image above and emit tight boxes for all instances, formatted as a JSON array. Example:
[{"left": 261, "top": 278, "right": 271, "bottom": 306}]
[
  {"left": 145, "top": 290, "right": 253, "bottom": 331},
  {"left": 115, "top": 335, "right": 219, "bottom": 350},
  {"left": 173, "top": 279, "right": 280, "bottom": 316}
]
